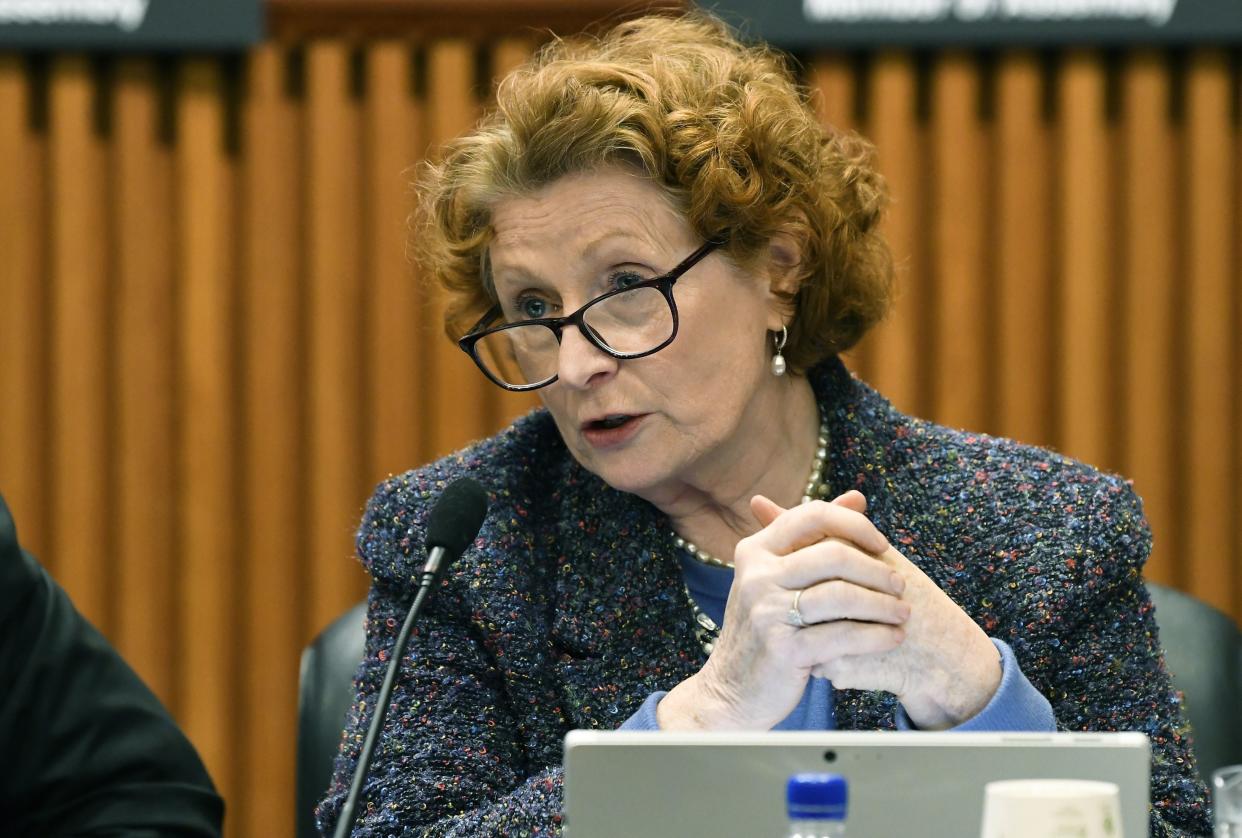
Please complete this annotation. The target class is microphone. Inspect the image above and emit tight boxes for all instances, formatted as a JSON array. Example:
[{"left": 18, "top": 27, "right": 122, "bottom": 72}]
[
  {"left": 422, "top": 477, "right": 490, "bottom": 587},
  {"left": 331, "top": 477, "right": 489, "bottom": 838}
]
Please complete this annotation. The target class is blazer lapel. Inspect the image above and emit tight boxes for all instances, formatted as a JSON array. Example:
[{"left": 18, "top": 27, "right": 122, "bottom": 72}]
[{"left": 547, "top": 456, "right": 704, "bottom": 731}]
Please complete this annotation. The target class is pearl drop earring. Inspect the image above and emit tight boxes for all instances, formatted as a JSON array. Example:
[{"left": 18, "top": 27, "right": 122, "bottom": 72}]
[{"left": 771, "top": 325, "right": 788, "bottom": 377}]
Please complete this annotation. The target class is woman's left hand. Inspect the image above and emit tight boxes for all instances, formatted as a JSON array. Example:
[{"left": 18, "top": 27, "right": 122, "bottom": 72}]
[{"left": 755, "top": 493, "right": 1002, "bottom": 730}]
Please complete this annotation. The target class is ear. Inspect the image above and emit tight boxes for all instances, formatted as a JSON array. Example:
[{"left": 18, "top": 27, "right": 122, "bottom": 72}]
[{"left": 764, "top": 228, "right": 804, "bottom": 332}]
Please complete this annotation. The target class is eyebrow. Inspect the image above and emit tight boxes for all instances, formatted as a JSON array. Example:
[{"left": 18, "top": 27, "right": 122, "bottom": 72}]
[{"left": 489, "top": 229, "right": 657, "bottom": 289}]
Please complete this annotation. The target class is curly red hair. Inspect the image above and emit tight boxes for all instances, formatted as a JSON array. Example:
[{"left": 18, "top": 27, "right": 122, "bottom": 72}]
[{"left": 415, "top": 11, "right": 893, "bottom": 372}]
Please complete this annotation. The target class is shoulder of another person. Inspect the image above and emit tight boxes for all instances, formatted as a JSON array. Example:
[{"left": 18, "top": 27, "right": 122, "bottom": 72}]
[
  {"left": 0, "top": 494, "right": 45, "bottom": 612},
  {"left": 0, "top": 493, "right": 20, "bottom": 561}
]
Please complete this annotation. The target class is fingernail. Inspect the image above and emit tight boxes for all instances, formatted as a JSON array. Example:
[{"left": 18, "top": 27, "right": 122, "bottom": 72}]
[
  {"left": 897, "top": 603, "right": 911, "bottom": 621},
  {"left": 890, "top": 572, "right": 905, "bottom": 594}
]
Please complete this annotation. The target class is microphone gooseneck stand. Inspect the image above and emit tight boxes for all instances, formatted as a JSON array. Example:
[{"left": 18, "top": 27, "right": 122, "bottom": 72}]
[{"left": 330, "top": 477, "right": 488, "bottom": 838}]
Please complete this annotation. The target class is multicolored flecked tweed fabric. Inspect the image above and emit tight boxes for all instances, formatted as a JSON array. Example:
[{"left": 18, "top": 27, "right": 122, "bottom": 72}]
[{"left": 317, "top": 356, "right": 1211, "bottom": 837}]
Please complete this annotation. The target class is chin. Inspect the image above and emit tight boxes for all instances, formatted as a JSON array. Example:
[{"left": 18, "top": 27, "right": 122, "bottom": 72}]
[
  {"left": 582, "top": 457, "right": 661, "bottom": 495},
  {"left": 571, "top": 445, "right": 672, "bottom": 498},
  {"left": 600, "top": 472, "right": 665, "bottom": 498}
]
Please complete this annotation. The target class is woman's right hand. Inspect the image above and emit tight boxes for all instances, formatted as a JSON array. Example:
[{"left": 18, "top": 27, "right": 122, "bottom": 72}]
[{"left": 655, "top": 491, "right": 910, "bottom": 731}]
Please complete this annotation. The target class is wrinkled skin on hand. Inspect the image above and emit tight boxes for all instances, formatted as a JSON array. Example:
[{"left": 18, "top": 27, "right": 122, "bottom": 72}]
[{"left": 658, "top": 491, "right": 1001, "bottom": 731}]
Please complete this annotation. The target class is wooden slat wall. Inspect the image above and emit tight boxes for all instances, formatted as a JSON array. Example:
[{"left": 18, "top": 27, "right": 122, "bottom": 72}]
[
  {"left": 48, "top": 55, "right": 111, "bottom": 627},
  {"left": 239, "top": 42, "right": 306, "bottom": 838},
  {"left": 1184, "top": 52, "right": 1236, "bottom": 602},
  {"left": 0, "top": 55, "right": 48, "bottom": 570},
  {"left": 114, "top": 55, "right": 177, "bottom": 708},
  {"left": 996, "top": 52, "right": 1054, "bottom": 451},
  {"left": 1121, "top": 51, "right": 1176, "bottom": 584},
  {"left": 0, "top": 28, "right": 1239, "bottom": 837},
  {"left": 865, "top": 52, "right": 925, "bottom": 415},
  {"left": 932, "top": 52, "right": 991, "bottom": 433}
]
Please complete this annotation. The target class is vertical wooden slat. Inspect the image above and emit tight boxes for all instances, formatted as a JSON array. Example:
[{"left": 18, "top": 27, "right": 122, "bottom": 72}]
[
  {"left": 1236, "top": 58, "right": 1242, "bottom": 620},
  {"left": 1182, "top": 50, "right": 1236, "bottom": 613},
  {"left": 425, "top": 39, "right": 492, "bottom": 460},
  {"left": 491, "top": 36, "right": 536, "bottom": 85},
  {"left": 240, "top": 44, "right": 305, "bottom": 838},
  {"left": 930, "top": 53, "right": 989, "bottom": 432},
  {"left": 366, "top": 41, "right": 424, "bottom": 485},
  {"left": 809, "top": 54, "right": 865, "bottom": 377},
  {"left": 176, "top": 57, "right": 238, "bottom": 818},
  {"left": 995, "top": 52, "right": 1053, "bottom": 449},
  {"left": 0, "top": 56, "right": 49, "bottom": 560},
  {"left": 1119, "top": 52, "right": 1177, "bottom": 586},
  {"left": 306, "top": 41, "right": 369, "bottom": 632},
  {"left": 48, "top": 56, "right": 111, "bottom": 624},
  {"left": 1056, "top": 52, "right": 1115, "bottom": 470},
  {"left": 809, "top": 53, "right": 856, "bottom": 132},
  {"left": 113, "top": 57, "right": 176, "bottom": 701},
  {"left": 861, "top": 51, "right": 924, "bottom": 417}
]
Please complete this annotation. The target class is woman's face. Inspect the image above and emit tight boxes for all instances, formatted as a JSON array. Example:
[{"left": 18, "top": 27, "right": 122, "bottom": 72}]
[{"left": 487, "top": 167, "right": 788, "bottom": 499}]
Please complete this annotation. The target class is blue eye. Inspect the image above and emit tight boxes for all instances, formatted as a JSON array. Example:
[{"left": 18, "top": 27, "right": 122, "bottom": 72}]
[
  {"left": 610, "top": 271, "right": 646, "bottom": 291},
  {"left": 516, "top": 296, "right": 549, "bottom": 319}
]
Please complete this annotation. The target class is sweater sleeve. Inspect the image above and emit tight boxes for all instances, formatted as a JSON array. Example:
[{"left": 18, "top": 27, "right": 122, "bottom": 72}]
[
  {"left": 1027, "top": 479, "right": 1211, "bottom": 837},
  {"left": 895, "top": 639, "right": 1056, "bottom": 732},
  {"left": 619, "top": 691, "right": 665, "bottom": 731}
]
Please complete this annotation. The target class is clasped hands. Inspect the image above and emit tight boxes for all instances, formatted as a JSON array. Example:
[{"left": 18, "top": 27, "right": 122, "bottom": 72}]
[{"left": 657, "top": 490, "right": 1002, "bottom": 732}]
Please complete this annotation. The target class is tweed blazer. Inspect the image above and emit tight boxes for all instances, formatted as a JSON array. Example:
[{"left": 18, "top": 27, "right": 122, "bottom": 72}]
[{"left": 319, "top": 357, "right": 1211, "bottom": 837}]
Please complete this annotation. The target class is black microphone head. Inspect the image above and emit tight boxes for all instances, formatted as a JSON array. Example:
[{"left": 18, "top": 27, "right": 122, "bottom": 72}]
[{"left": 425, "top": 477, "right": 489, "bottom": 560}]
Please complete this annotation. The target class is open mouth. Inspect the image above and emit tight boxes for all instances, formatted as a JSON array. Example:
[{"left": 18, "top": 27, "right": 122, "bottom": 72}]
[{"left": 586, "top": 414, "right": 636, "bottom": 431}]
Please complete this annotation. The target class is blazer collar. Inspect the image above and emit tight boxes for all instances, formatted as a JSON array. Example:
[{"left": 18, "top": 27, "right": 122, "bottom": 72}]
[{"left": 547, "top": 458, "right": 704, "bottom": 729}]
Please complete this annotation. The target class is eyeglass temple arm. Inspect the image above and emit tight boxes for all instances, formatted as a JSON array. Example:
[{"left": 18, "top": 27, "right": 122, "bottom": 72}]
[{"left": 462, "top": 304, "right": 503, "bottom": 340}]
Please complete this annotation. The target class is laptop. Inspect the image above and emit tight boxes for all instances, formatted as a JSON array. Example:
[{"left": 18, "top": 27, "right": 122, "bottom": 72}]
[{"left": 562, "top": 730, "right": 1150, "bottom": 837}]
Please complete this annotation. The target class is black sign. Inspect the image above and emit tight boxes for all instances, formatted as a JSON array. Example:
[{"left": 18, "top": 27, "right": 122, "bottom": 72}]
[
  {"left": 703, "top": 0, "right": 1242, "bottom": 47},
  {"left": 0, "top": 0, "right": 261, "bottom": 49}
]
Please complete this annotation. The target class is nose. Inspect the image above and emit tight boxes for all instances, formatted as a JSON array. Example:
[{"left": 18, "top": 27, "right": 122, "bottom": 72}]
[{"left": 556, "top": 323, "right": 618, "bottom": 390}]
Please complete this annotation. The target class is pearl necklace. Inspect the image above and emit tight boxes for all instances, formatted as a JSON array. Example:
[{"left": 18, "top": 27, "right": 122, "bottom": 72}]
[
  {"left": 687, "top": 592, "right": 721, "bottom": 655},
  {"left": 672, "top": 419, "right": 831, "bottom": 570},
  {"left": 675, "top": 418, "right": 831, "bottom": 656}
]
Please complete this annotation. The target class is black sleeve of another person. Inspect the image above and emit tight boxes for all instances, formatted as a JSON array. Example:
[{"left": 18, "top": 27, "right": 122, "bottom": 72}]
[{"left": 0, "top": 494, "right": 224, "bottom": 838}]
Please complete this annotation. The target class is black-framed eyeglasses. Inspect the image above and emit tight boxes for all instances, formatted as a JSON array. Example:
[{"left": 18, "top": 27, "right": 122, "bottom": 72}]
[{"left": 458, "top": 240, "right": 721, "bottom": 391}]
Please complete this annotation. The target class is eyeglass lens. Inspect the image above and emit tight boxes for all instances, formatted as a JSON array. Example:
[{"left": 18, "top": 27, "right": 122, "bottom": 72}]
[{"left": 473, "top": 285, "right": 675, "bottom": 387}]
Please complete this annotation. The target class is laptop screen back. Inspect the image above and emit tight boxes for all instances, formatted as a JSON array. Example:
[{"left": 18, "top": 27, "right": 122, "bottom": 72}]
[{"left": 562, "top": 730, "right": 1150, "bottom": 838}]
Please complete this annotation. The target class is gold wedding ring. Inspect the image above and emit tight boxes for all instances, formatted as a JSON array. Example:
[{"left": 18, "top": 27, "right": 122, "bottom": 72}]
[{"left": 788, "top": 588, "right": 808, "bottom": 628}]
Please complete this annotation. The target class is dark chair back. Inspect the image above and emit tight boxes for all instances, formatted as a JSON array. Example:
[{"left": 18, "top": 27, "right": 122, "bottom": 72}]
[
  {"left": 296, "top": 601, "right": 367, "bottom": 838},
  {"left": 1147, "top": 581, "right": 1242, "bottom": 782}
]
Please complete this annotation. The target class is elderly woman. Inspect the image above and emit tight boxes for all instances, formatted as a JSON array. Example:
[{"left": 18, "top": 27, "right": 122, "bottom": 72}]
[{"left": 319, "top": 13, "right": 1210, "bottom": 837}]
